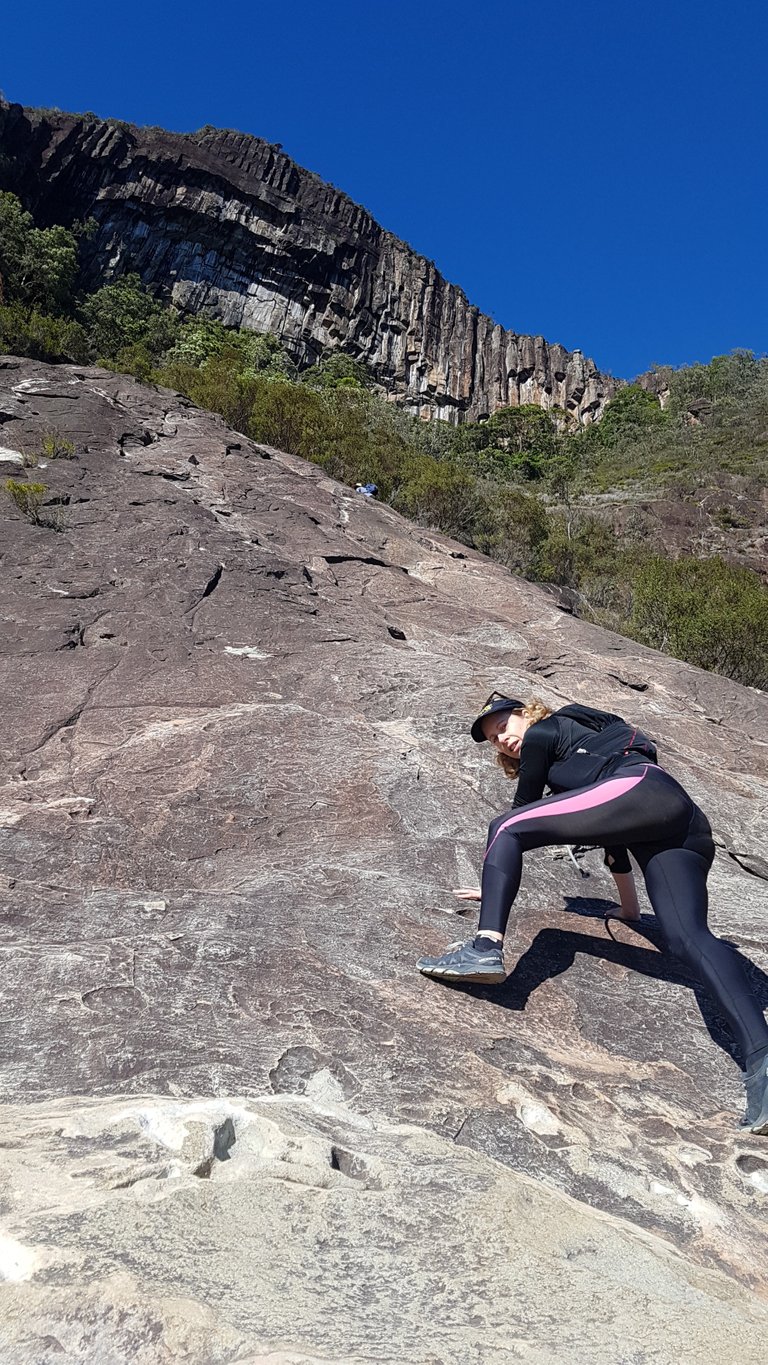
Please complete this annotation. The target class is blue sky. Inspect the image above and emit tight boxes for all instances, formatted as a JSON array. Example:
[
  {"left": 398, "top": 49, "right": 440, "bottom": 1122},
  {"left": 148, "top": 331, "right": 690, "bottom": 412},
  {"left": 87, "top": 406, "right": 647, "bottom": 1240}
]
[{"left": 3, "top": 0, "right": 766, "bottom": 378}]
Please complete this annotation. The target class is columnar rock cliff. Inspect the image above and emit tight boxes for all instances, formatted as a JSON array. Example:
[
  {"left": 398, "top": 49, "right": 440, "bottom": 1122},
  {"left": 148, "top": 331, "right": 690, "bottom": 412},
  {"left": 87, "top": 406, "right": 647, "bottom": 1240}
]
[{"left": 0, "top": 101, "right": 615, "bottom": 423}]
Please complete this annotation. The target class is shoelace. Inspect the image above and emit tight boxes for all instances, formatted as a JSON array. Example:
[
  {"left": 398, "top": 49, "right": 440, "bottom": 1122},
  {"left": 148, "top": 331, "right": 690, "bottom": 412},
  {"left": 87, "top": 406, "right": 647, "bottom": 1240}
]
[{"left": 603, "top": 912, "right": 647, "bottom": 943}]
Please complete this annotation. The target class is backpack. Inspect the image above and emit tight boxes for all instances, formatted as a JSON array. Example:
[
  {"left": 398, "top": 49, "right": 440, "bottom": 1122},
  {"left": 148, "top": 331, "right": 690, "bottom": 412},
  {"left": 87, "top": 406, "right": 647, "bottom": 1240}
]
[{"left": 555, "top": 703, "right": 658, "bottom": 765}]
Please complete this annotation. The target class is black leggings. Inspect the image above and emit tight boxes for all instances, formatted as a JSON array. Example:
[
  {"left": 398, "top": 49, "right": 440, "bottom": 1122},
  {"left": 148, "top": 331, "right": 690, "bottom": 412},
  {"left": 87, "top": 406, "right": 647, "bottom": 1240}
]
[{"left": 479, "top": 763, "right": 768, "bottom": 1067}]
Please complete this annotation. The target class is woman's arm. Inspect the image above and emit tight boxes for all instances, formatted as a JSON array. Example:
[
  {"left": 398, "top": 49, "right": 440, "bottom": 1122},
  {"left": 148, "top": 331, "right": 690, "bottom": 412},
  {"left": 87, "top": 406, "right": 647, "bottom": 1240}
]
[
  {"left": 609, "top": 869, "right": 642, "bottom": 920},
  {"left": 603, "top": 847, "right": 642, "bottom": 919},
  {"left": 513, "top": 717, "right": 559, "bottom": 808}
]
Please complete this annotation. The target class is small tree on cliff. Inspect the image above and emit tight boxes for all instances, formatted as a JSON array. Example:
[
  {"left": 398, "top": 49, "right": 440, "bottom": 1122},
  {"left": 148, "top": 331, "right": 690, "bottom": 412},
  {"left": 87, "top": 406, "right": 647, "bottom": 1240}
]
[
  {"left": 0, "top": 191, "right": 79, "bottom": 314},
  {"left": 164, "top": 318, "right": 294, "bottom": 378},
  {"left": 456, "top": 404, "right": 563, "bottom": 481},
  {"left": 80, "top": 273, "right": 179, "bottom": 365}
]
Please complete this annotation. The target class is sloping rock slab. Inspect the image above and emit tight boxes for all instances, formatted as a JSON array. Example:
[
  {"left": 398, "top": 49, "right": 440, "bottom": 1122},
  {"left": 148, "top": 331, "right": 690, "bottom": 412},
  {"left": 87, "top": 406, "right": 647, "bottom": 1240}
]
[
  {"left": 1, "top": 1096, "right": 768, "bottom": 1364},
  {"left": 1, "top": 360, "right": 768, "bottom": 1358}
]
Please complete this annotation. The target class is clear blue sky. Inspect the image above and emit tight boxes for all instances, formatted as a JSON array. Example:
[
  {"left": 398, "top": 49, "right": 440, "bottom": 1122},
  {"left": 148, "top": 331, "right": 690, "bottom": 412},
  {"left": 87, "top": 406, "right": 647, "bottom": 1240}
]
[{"left": 3, "top": 1, "right": 766, "bottom": 378}]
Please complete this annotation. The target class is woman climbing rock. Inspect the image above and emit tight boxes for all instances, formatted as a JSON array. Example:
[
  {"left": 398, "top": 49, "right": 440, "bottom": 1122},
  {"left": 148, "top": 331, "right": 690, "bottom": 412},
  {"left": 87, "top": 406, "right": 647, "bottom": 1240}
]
[{"left": 417, "top": 693, "right": 768, "bottom": 1135}]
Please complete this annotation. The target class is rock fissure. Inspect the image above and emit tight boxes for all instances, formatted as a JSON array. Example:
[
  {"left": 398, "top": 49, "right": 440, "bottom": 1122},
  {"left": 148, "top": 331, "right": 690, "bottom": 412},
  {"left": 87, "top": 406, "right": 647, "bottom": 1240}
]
[{"left": 726, "top": 849, "right": 768, "bottom": 882}]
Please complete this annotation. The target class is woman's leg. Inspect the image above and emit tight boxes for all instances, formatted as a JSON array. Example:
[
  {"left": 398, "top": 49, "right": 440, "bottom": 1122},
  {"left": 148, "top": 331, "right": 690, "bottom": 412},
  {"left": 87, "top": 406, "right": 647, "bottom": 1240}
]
[
  {"left": 477, "top": 765, "right": 690, "bottom": 937},
  {"left": 637, "top": 843, "right": 768, "bottom": 1068},
  {"left": 417, "top": 774, "right": 669, "bottom": 985}
]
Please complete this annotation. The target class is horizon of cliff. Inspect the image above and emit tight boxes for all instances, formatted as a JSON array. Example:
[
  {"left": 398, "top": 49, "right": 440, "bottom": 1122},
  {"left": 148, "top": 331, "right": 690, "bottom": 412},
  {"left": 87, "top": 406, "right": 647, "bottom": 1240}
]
[
  {"left": 3, "top": 99, "right": 764, "bottom": 394},
  {"left": 1, "top": 101, "right": 613, "bottom": 414}
]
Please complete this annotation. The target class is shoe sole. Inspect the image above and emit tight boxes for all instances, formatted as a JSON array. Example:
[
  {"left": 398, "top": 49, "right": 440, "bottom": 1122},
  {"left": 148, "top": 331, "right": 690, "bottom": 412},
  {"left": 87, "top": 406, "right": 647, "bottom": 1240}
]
[
  {"left": 419, "top": 967, "right": 507, "bottom": 985},
  {"left": 747, "top": 1111, "right": 768, "bottom": 1136}
]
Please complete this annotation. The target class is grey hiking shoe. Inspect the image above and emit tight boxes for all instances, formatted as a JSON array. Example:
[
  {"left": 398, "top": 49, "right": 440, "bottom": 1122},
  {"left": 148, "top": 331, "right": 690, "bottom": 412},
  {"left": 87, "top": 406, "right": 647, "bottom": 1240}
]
[
  {"left": 417, "top": 939, "right": 506, "bottom": 984},
  {"left": 741, "top": 1052, "right": 768, "bottom": 1134}
]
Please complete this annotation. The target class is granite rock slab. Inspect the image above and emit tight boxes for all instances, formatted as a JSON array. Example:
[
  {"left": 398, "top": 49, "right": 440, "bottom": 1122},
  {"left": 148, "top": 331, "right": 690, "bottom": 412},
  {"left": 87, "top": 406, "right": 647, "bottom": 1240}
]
[{"left": 1, "top": 359, "right": 768, "bottom": 1361}]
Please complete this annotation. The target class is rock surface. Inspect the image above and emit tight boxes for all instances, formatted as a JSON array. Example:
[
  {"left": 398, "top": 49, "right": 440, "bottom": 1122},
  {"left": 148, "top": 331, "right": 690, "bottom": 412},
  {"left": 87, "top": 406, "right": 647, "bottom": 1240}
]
[
  {"left": 0, "top": 102, "right": 615, "bottom": 424},
  {"left": 1, "top": 358, "right": 768, "bottom": 1361}
]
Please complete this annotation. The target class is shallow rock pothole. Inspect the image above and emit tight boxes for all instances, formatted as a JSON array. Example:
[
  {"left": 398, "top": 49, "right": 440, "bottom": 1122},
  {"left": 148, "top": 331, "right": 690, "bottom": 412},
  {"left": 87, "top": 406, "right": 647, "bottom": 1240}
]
[{"left": 192, "top": 1117, "right": 237, "bottom": 1179}]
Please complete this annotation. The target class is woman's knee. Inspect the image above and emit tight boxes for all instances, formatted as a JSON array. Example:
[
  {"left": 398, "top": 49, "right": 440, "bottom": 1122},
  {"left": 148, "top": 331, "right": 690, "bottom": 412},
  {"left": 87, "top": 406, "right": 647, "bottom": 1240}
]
[
  {"left": 662, "top": 923, "right": 723, "bottom": 967},
  {"left": 485, "top": 822, "right": 522, "bottom": 868},
  {"left": 660, "top": 927, "right": 693, "bottom": 963},
  {"left": 488, "top": 812, "right": 512, "bottom": 842}
]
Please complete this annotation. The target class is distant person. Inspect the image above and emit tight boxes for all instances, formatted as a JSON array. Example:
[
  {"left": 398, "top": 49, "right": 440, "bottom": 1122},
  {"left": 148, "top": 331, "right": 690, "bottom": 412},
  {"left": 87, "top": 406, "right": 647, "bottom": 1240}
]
[
  {"left": 355, "top": 482, "right": 378, "bottom": 498},
  {"left": 417, "top": 694, "right": 768, "bottom": 1135}
]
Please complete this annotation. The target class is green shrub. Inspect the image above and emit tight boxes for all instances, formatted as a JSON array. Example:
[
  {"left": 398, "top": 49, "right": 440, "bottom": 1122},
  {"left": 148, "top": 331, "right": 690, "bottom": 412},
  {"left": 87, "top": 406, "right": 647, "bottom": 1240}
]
[
  {"left": 627, "top": 555, "right": 768, "bottom": 688},
  {"left": 0, "top": 193, "right": 79, "bottom": 314},
  {"left": 157, "top": 355, "right": 271, "bottom": 434},
  {"left": 593, "top": 385, "right": 667, "bottom": 443},
  {"left": 455, "top": 403, "right": 563, "bottom": 482},
  {"left": 667, "top": 351, "right": 766, "bottom": 415},
  {"left": 40, "top": 429, "right": 76, "bottom": 460},
  {"left": 80, "top": 273, "right": 179, "bottom": 362},
  {"left": 0, "top": 302, "right": 89, "bottom": 362},
  {"left": 392, "top": 458, "right": 480, "bottom": 538},
  {"left": 472, "top": 486, "right": 549, "bottom": 572},
  {"left": 302, "top": 352, "right": 370, "bottom": 390},
  {"left": 712, "top": 505, "right": 747, "bottom": 530},
  {"left": 5, "top": 478, "right": 48, "bottom": 523},
  {"left": 248, "top": 376, "right": 329, "bottom": 456},
  {"left": 164, "top": 319, "right": 294, "bottom": 377}
]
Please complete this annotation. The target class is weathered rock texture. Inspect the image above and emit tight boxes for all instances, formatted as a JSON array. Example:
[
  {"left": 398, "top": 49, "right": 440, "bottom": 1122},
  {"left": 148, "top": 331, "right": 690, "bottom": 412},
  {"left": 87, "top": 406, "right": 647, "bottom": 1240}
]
[
  {"left": 576, "top": 478, "right": 768, "bottom": 583},
  {"left": 0, "top": 102, "right": 616, "bottom": 424},
  {"left": 1, "top": 359, "right": 768, "bottom": 1362}
]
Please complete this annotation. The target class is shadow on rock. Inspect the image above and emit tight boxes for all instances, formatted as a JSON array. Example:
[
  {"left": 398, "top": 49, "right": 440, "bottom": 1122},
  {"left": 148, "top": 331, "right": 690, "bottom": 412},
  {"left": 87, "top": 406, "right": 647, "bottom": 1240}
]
[{"left": 451, "top": 895, "right": 768, "bottom": 1068}]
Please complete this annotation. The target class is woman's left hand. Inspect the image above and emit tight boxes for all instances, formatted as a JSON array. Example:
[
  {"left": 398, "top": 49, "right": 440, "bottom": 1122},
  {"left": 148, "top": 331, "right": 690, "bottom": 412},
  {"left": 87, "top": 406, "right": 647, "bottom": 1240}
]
[{"left": 452, "top": 887, "right": 482, "bottom": 901}]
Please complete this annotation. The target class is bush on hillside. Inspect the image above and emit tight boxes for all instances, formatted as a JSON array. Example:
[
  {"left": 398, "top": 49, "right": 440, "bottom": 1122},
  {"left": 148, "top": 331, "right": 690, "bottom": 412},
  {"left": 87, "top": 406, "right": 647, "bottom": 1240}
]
[
  {"left": 157, "top": 353, "right": 265, "bottom": 433},
  {"left": 302, "top": 352, "right": 371, "bottom": 390},
  {"left": 0, "top": 192, "right": 79, "bottom": 314},
  {"left": 0, "top": 302, "right": 88, "bottom": 362},
  {"left": 40, "top": 430, "right": 77, "bottom": 460},
  {"left": 390, "top": 458, "right": 480, "bottom": 539},
  {"left": 165, "top": 318, "right": 294, "bottom": 377},
  {"left": 472, "top": 486, "right": 549, "bottom": 572},
  {"left": 456, "top": 403, "right": 563, "bottom": 481},
  {"left": 248, "top": 376, "right": 330, "bottom": 456},
  {"left": 591, "top": 384, "right": 668, "bottom": 444},
  {"left": 627, "top": 554, "right": 768, "bottom": 688},
  {"left": 5, "top": 478, "right": 48, "bottom": 524},
  {"left": 80, "top": 273, "right": 179, "bottom": 362},
  {"left": 666, "top": 351, "right": 767, "bottom": 416}
]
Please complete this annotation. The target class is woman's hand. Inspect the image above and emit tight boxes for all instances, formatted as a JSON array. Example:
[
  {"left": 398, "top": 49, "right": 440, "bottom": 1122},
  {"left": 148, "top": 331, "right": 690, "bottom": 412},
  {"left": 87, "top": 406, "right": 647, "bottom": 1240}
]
[{"left": 453, "top": 888, "right": 482, "bottom": 901}]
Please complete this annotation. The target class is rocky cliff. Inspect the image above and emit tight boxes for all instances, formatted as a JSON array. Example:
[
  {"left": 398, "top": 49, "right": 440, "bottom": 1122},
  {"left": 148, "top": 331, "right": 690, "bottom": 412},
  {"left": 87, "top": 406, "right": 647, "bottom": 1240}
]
[
  {"left": 0, "top": 101, "right": 616, "bottom": 424},
  {"left": 2, "top": 358, "right": 768, "bottom": 1362}
]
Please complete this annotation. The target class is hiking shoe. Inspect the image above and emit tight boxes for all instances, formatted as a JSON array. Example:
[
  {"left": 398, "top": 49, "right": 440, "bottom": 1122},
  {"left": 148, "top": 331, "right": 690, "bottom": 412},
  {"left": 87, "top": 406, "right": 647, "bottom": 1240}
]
[
  {"left": 741, "top": 1052, "right": 768, "bottom": 1134},
  {"left": 417, "top": 939, "right": 506, "bottom": 984}
]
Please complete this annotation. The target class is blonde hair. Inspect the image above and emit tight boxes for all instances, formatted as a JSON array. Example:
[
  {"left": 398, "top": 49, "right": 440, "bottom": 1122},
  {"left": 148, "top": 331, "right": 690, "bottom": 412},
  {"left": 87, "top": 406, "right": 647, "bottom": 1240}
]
[{"left": 494, "top": 697, "right": 553, "bottom": 780}]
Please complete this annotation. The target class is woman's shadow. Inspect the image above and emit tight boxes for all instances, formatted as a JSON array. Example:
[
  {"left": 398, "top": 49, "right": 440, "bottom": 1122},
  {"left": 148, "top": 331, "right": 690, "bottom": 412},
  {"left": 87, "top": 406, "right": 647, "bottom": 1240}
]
[{"left": 460, "top": 895, "right": 768, "bottom": 1068}]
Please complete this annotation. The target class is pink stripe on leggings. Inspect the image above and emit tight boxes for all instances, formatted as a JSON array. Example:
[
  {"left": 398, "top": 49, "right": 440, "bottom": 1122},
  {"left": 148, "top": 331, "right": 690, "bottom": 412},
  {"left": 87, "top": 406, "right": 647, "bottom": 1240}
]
[{"left": 485, "top": 768, "right": 649, "bottom": 860}]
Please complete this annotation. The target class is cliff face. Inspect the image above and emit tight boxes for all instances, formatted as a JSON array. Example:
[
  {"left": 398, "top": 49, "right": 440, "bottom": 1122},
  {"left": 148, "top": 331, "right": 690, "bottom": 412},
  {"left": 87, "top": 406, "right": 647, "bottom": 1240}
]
[{"left": 0, "top": 101, "right": 615, "bottom": 423}]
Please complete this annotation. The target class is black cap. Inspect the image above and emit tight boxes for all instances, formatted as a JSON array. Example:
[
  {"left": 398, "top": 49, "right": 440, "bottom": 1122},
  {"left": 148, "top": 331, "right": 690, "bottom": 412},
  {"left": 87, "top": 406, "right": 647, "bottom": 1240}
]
[{"left": 470, "top": 696, "right": 525, "bottom": 743}]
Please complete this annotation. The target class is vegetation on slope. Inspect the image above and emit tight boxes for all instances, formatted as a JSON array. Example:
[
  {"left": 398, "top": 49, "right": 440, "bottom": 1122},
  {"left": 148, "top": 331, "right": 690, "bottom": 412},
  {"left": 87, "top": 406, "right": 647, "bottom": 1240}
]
[{"left": 1, "top": 190, "right": 766, "bottom": 688}]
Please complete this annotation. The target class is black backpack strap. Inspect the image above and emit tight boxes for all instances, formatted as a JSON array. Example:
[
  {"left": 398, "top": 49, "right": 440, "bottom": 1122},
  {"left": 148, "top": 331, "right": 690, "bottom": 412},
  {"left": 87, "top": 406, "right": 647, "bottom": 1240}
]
[{"left": 555, "top": 703, "right": 624, "bottom": 731}]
